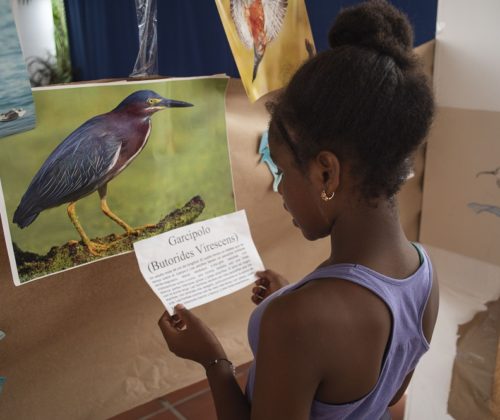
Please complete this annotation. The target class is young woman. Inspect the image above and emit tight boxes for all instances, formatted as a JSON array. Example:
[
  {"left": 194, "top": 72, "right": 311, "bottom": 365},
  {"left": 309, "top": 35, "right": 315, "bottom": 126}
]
[{"left": 158, "top": 1, "right": 439, "bottom": 419}]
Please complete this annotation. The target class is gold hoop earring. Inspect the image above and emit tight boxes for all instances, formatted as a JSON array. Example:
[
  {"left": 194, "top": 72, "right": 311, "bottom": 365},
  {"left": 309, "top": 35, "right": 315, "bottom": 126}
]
[{"left": 321, "top": 190, "right": 335, "bottom": 201}]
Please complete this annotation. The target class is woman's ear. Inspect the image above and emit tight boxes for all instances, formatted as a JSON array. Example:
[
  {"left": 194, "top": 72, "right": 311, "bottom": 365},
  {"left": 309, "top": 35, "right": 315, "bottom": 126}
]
[{"left": 312, "top": 151, "right": 340, "bottom": 192}]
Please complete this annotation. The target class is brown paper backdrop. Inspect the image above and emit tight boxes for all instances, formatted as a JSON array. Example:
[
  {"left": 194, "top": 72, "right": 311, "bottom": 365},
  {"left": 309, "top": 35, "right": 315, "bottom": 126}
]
[
  {"left": 420, "top": 106, "right": 500, "bottom": 266},
  {"left": 0, "top": 41, "right": 434, "bottom": 420},
  {"left": 448, "top": 297, "right": 500, "bottom": 419}
]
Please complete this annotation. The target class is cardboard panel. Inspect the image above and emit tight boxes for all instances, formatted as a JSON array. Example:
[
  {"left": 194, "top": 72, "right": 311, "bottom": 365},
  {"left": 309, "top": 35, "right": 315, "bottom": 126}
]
[
  {"left": 420, "top": 107, "right": 500, "bottom": 266},
  {"left": 0, "top": 40, "right": 434, "bottom": 419}
]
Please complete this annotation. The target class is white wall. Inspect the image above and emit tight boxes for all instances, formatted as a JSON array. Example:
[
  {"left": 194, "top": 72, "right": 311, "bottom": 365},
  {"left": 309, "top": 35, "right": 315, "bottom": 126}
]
[{"left": 434, "top": 0, "right": 500, "bottom": 112}]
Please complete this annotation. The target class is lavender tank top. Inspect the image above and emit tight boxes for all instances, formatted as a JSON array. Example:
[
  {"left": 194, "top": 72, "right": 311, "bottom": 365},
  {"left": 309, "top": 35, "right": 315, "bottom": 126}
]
[{"left": 246, "top": 243, "right": 433, "bottom": 420}]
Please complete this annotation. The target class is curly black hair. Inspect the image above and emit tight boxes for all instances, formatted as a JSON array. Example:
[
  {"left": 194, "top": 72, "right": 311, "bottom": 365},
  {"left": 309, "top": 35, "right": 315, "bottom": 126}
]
[{"left": 268, "top": 0, "right": 435, "bottom": 200}]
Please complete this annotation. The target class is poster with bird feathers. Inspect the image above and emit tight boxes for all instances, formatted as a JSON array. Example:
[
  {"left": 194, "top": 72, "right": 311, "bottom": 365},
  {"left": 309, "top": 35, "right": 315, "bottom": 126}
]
[
  {"left": 215, "top": 0, "right": 315, "bottom": 102},
  {"left": 0, "top": 76, "right": 235, "bottom": 285}
]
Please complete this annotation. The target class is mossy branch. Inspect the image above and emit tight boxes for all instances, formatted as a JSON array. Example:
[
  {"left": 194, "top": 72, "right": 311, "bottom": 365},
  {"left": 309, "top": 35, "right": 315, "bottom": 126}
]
[{"left": 13, "top": 196, "right": 205, "bottom": 283}]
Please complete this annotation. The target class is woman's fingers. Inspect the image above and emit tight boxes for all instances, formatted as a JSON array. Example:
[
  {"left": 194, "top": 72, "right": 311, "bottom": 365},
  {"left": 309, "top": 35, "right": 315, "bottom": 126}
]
[
  {"left": 251, "top": 285, "right": 267, "bottom": 305},
  {"left": 253, "top": 286, "right": 268, "bottom": 297},
  {"left": 255, "top": 277, "right": 269, "bottom": 286},
  {"left": 256, "top": 269, "right": 285, "bottom": 285},
  {"left": 171, "top": 314, "right": 185, "bottom": 330},
  {"left": 159, "top": 311, "right": 185, "bottom": 332},
  {"left": 158, "top": 312, "right": 180, "bottom": 345},
  {"left": 251, "top": 294, "right": 264, "bottom": 305},
  {"left": 174, "top": 304, "right": 203, "bottom": 329},
  {"left": 252, "top": 269, "right": 289, "bottom": 305},
  {"left": 159, "top": 311, "right": 174, "bottom": 327}
]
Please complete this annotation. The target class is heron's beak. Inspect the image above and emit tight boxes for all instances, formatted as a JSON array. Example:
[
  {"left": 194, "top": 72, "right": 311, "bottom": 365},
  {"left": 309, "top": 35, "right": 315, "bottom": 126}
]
[
  {"left": 147, "top": 98, "right": 193, "bottom": 112},
  {"left": 161, "top": 99, "right": 194, "bottom": 108}
]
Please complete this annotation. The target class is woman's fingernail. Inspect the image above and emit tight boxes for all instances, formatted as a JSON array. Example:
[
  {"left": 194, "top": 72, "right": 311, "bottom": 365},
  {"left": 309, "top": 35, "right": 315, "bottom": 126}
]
[{"left": 175, "top": 304, "right": 185, "bottom": 310}]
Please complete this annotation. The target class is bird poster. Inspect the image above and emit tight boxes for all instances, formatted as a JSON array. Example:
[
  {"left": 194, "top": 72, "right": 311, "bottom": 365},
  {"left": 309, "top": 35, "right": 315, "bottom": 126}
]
[
  {"left": 0, "top": 0, "right": 36, "bottom": 138},
  {"left": 215, "top": 0, "right": 315, "bottom": 102},
  {"left": 0, "top": 76, "right": 235, "bottom": 286}
]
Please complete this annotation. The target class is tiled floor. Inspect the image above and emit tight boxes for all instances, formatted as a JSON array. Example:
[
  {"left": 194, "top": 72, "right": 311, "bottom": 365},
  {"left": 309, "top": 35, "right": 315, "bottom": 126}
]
[
  {"left": 109, "top": 362, "right": 251, "bottom": 420},
  {"left": 109, "top": 361, "right": 406, "bottom": 420}
]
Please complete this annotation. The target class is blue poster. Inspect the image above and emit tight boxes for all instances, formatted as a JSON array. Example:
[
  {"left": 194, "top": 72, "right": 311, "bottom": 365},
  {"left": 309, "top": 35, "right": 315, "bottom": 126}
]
[{"left": 0, "top": 0, "right": 36, "bottom": 138}]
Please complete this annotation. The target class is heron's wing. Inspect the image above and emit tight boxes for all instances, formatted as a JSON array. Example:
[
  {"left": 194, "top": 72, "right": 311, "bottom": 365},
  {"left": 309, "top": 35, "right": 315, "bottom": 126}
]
[
  {"left": 263, "top": 0, "right": 287, "bottom": 43},
  {"left": 21, "top": 116, "right": 123, "bottom": 211},
  {"left": 230, "top": 0, "right": 254, "bottom": 49}
]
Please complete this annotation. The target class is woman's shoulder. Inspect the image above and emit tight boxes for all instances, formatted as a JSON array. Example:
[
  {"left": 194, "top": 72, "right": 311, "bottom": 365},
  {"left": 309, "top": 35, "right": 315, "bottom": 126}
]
[
  {"left": 261, "top": 276, "right": 391, "bottom": 343},
  {"left": 259, "top": 277, "right": 392, "bottom": 402}
]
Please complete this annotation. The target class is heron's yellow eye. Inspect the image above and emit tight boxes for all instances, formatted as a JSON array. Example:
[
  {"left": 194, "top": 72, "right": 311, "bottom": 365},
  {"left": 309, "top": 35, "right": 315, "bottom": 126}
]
[{"left": 147, "top": 98, "right": 155, "bottom": 105}]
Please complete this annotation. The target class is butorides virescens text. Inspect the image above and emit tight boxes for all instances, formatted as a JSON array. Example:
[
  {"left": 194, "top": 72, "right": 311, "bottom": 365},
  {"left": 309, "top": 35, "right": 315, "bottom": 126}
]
[
  {"left": 13, "top": 90, "right": 192, "bottom": 255},
  {"left": 230, "top": 0, "right": 288, "bottom": 81}
]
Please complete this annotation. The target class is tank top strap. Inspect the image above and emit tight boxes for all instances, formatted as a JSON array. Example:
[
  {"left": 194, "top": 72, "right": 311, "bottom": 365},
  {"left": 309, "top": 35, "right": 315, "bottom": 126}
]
[
  {"left": 286, "top": 243, "right": 433, "bottom": 316},
  {"left": 287, "top": 263, "right": 395, "bottom": 306}
]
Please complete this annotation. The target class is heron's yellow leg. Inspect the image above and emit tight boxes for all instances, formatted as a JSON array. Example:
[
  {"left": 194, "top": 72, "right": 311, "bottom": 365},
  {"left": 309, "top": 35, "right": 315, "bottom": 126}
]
[
  {"left": 100, "top": 197, "right": 136, "bottom": 234},
  {"left": 98, "top": 185, "right": 135, "bottom": 234},
  {"left": 67, "top": 202, "right": 109, "bottom": 256}
]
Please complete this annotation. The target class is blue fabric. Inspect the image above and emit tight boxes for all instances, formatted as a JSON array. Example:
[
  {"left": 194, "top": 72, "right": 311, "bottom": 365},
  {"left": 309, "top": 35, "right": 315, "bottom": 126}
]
[
  {"left": 64, "top": 0, "right": 139, "bottom": 80},
  {"left": 308, "top": 0, "right": 438, "bottom": 53},
  {"left": 64, "top": 0, "right": 438, "bottom": 82},
  {"left": 246, "top": 243, "right": 433, "bottom": 419}
]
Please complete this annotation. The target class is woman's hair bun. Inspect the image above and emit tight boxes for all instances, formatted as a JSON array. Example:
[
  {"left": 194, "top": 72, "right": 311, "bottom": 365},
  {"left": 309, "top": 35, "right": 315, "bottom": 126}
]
[{"left": 328, "top": 0, "right": 414, "bottom": 67}]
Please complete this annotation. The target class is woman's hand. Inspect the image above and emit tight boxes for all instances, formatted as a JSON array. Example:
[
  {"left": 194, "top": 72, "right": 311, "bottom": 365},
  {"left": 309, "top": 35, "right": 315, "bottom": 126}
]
[
  {"left": 251, "top": 270, "right": 289, "bottom": 305},
  {"left": 158, "top": 304, "right": 227, "bottom": 367}
]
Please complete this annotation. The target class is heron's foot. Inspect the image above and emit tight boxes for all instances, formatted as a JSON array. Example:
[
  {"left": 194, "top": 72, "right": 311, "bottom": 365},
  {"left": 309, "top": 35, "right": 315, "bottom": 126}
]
[
  {"left": 85, "top": 241, "right": 111, "bottom": 256},
  {"left": 118, "top": 224, "right": 156, "bottom": 238},
  {"left": 135, "top": 223, "right": 156, "bottom": 231}
]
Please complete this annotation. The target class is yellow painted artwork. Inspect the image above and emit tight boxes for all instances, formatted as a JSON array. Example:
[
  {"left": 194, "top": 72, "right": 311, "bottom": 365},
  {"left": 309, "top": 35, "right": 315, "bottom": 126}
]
[{"left": 215, "top": 0, "right": 315, "bottom": 102}]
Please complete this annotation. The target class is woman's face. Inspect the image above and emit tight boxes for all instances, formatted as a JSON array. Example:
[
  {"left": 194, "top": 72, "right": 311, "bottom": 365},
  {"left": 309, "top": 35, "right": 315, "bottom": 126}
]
[{"left": 268, "top": 124, "right": 333, "bottom": 241}]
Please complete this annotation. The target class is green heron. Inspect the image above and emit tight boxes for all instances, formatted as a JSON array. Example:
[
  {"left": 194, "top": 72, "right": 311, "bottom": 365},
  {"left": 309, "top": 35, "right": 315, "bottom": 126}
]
[
  {"left": 230, "top": 0, "right": 288, "bottom": 81},
  {"left": 13, "top": 90, "right": 193, "bottom": 255}
]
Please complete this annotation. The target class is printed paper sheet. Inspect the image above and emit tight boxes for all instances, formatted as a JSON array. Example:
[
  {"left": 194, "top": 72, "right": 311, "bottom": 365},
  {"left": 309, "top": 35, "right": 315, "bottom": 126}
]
[{"left": 134, "top": 210, "right": 265, "bottom": 312}]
